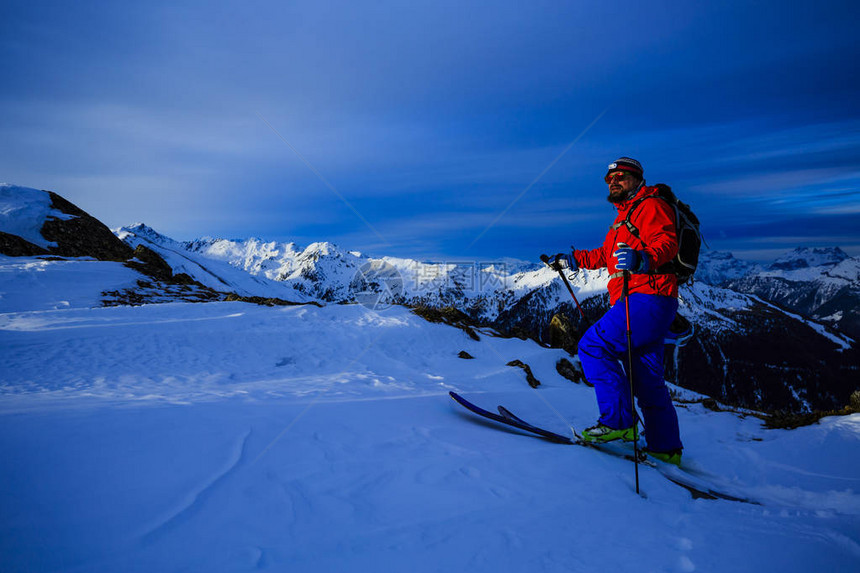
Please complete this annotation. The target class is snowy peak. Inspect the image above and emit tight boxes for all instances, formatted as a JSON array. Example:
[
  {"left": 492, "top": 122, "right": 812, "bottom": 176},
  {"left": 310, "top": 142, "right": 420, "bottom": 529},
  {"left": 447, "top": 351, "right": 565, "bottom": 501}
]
[
  {"left": 1, "top": 184, "right": 135, "bottom": 261},
  {"left": 694, "top": 250, "right": 763, "bottom": 286},
  {"left": 723, "top": 246, "right": 860, "bottom": 341},
  {"left": 116, "top": 224, "right": 314, "bottom": 302},
  {"left": 128, "top": 227, "right": 570, "bottom": 315},
  {"left": 695, "top": 247, "right": 856, "bottom": 286},
  {"left": 116, "top": 223, "right": 180, "bottom": 248},
  {"left": 826, "top": 256, "right": 860, "bottom": 282},
  {"left": 2, "top": 180, "right": 856, "bottom": 415},
  {"left": 178, "top": 235, "right": 363, "bottom": 299},
  {"left": 769, "top": 247, "right": 849, "bottom": 271},
  {"left": 0, "top": 184, "right": 75, "bottom": 251}
]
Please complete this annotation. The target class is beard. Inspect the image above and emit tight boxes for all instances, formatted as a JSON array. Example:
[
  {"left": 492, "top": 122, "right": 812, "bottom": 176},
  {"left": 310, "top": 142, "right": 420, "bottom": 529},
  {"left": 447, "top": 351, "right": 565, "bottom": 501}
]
[
  {"left": 606, "top": 179, "right": 643, "bottom": 204},
  {"left": 607, "top": 188, "right": 628, "bottom": 204}
]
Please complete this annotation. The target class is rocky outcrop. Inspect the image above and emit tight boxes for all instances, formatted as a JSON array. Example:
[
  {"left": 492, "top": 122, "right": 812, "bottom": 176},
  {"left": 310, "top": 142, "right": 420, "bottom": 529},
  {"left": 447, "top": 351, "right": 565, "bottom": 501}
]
[
  {"left": 0, "top": 188, "right": 221, "bottom": 304},
  {"left": 506, "top": 360, "right": 540, "bottom": 388},
  {"left": 0, "top": 231, "right": 50, "bottom": 256},
  {"left": 547, "top": 312, "right": 580, "bottom": 354},
  {"left": 40, "top": 192, "right": 135, "bottom": 261},
  {"left": 125, "top": 244, "right": 198, "bottom": 285}
]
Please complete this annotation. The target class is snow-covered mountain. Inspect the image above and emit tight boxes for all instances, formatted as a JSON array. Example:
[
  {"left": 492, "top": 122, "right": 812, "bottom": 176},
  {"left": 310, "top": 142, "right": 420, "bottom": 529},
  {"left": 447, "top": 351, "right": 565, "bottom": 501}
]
[
  {"left": 118, "top": 224, "right": 591, "bottom": 321},
  {"left": 3, "top": 183, "right": 860, "bottom": 571},
  {"left": 689, "top": 246, "right": 860, "bottom": 340},
  {"left": 693, "top": 250, "right": 764, "bottom": 286},
  {"left": 116, "top": 224, "right": 315, "bottom": 302},
  {"left": 769, "top": 246, "right": 850, "bottom": 271},
  {"left": 114, "top": 223, "right": 858, "bottom": 414},
  {"left": 723, "top": 247, "right": 860, "bottom": 339},
  {"left": 1, "top": 185, "right": 857, "bottom": 413}
]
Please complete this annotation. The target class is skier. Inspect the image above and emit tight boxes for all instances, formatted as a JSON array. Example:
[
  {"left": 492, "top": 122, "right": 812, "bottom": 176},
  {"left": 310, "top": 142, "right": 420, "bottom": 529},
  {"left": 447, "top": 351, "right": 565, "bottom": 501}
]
[{"left": 545, "top": 157, "right": 683, "bottom": 465}]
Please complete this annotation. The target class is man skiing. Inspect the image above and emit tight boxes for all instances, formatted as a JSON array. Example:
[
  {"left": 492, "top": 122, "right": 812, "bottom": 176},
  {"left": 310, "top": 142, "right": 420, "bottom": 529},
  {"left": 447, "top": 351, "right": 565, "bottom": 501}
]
[{"left": 546, "top": 157, "right": 683, "bottom": 465}]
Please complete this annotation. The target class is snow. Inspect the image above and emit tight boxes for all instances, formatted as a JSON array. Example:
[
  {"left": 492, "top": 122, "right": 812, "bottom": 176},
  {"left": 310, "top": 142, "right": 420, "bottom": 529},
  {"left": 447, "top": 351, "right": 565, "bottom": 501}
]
[
  {"left": 744, "top": 247, "right": 858, "bottom": 285},
  {"left": 695, "top": 250, "right": 763, "bottom": 285},
  {"left": 1, "top": 258, "right": 860, "bottom": 572},
  {"left": 0, "top": 255, "right": 142, "bottom": 312},
  {"left": 114, "top": 225, "right": 612, "bottom": 320},
  {"left": 827, "top": 257, "right": 860, "bottom": 282},
  {"left": 769, "top": 247, "right": 849, "bottom": 271},
  {"left": 116, "top": 224, "right": 313, "bottom": 302},
  {"left": 753, "top": 295, "right": 854, "bottom": 351},
  {"left": 0, "top": 184, "right": 76, "bottom": 249}
]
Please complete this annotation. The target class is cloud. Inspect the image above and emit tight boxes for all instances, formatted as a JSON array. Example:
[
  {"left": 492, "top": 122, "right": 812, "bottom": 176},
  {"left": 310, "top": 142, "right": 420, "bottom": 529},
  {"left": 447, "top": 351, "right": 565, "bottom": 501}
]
[{"left": 1, "top": 1, "right": 859, "bottom": 260}]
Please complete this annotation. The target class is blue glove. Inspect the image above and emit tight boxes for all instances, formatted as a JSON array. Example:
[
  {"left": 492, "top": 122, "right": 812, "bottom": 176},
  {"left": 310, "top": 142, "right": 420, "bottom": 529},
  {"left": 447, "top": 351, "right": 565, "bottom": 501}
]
[
  {"left": 542, "top": 253, "right": 576, "bottom": 272},
  {"left": 613, "top": 245, "right": 650, "bottom": 273}
]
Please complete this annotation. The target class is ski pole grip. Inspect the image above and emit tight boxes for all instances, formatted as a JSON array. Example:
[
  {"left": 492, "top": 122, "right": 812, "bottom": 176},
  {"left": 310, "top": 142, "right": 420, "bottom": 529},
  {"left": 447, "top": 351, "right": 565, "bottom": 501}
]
[{"left": 540, "top": 254, "right": 551, "bottom": 265}]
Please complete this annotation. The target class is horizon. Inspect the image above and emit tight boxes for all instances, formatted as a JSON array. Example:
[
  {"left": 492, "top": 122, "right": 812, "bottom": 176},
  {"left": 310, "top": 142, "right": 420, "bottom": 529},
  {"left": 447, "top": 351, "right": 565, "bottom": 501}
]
[
  {"left": 2, "top": 1, "right": 858, "bottom": 262},
  {"left": 116, "top": 217, "right": 854, "bottom": 265}
]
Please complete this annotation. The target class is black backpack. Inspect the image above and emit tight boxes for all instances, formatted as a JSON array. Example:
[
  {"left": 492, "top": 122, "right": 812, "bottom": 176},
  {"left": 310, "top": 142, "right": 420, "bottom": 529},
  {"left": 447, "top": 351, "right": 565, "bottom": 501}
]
[{"left": 613, "top": 184, "right": 703, "bottom": 285}]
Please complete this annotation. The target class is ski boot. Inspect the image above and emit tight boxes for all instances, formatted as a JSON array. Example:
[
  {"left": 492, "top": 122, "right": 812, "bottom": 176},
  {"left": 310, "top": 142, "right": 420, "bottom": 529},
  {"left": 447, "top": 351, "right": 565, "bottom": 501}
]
[
  {"left": 581, "top": 423, "right": 638, "bottom": 443},
  {"left": 644, "top": 448, "right": 682, "bottom": 466}
]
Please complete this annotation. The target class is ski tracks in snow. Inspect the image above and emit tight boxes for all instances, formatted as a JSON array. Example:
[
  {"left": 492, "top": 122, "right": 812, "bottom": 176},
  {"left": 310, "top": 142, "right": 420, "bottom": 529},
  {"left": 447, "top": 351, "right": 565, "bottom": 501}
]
[{"left": 140, "top": 428, "right": 253, "bottom": 546}]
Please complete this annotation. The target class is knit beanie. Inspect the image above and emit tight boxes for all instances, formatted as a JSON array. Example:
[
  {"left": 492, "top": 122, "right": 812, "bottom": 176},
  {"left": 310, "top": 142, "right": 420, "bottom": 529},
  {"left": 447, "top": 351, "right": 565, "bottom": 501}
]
[{"left": 606, "top": 157, "right": 644, "bottom": 179}]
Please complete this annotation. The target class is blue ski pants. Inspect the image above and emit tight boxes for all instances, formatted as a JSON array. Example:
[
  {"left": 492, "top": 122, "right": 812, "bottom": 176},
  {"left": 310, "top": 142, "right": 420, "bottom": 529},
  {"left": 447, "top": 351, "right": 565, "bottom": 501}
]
[{"left": 577, "top": 293, "right": 682, "bottom": 452}]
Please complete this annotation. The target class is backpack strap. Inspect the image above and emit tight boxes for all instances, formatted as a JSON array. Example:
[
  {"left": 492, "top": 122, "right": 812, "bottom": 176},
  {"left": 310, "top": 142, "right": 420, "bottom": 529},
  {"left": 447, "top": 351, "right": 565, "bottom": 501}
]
[
  {"left": 609, "top": 194, "right": 677, "bottom": 276},
  {"left": 609, "top": 195, "right": 662, "bottom": 239}
]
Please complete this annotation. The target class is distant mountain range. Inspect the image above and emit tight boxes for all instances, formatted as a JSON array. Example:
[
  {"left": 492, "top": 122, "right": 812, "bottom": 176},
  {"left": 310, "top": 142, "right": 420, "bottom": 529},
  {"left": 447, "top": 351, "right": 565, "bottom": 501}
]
[{"left": 2, "top": 184, "right": 858, "bottom": 413}]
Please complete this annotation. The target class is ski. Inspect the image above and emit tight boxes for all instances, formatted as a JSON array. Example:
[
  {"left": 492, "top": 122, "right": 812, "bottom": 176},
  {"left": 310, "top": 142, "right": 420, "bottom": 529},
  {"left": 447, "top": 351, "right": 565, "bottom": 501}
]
[
  {"left": 450, "top": 391, "right": 759, "bottom": 504},
  {"left": 497, "top": 400, "right": 758, "bottom": 504},
  {"left": 496, "top": 402, "right": 655, "bottom": 464},
  {"left": 449, "top": 391, "right": 574, "bottom": 444}
]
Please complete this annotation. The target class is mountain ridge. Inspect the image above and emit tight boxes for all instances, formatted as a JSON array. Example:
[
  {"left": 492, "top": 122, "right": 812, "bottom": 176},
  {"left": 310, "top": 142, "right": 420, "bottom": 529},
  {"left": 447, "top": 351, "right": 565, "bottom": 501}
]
[
  {"left": 112, "top": 224, "right": 858, "bottom": 414},
  {"left": 1, "top": 184, "right": 857, "bottom": 413}
]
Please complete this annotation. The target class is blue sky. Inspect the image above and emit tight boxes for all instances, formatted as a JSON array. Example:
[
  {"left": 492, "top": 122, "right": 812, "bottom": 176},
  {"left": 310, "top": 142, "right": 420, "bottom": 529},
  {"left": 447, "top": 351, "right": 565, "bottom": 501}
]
[{"left": 1, "top": 0, "right": 858, "bottom": 262}]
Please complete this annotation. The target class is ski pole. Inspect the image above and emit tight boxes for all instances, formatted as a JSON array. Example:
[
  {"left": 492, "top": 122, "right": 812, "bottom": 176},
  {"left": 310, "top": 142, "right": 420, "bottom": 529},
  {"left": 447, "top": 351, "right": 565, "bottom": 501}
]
[
  {"left": 540, "top": 254, "right": 587, "bottom": 321},
  {"left": 621, "top": 267, "right": 641, "bottom": 495}
]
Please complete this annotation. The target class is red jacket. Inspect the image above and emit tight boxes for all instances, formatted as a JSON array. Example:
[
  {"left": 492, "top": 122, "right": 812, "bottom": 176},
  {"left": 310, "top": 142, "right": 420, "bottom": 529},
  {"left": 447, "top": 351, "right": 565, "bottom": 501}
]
[{"left": 573, "top": 184, "right": 678, "bottom": 305}]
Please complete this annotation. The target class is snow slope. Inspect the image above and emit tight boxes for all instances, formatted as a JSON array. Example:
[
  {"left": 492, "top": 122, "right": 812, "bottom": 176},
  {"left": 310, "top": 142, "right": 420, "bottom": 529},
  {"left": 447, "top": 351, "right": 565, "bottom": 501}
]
[
  {"left": 0, "top": 184, "right": 75, "bottom": 249},
  {"left": 0, "top": 255, "right": 142, "bottom": 313},
  {"left": 116, "top": 224, "right": 313, "bottom": 302},
  {"left": 1, "top": 272, "right": 859, "bottom": 572}
]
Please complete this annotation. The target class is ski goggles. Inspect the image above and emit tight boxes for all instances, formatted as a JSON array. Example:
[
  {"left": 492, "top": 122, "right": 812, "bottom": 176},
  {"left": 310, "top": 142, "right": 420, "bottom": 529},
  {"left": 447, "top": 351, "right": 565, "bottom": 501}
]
[{"left": 604, "top": 171, "right": 634, "bottom": 184}]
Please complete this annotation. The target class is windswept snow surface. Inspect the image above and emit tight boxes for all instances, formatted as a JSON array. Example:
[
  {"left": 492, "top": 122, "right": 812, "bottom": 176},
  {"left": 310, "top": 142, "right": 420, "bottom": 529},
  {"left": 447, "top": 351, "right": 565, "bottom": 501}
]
[
  {"left": 1, "top": 281, "right": 859, "bottom": 571},
  {"left": 0, "top": 255, "right": 142, "bottom": 312}
]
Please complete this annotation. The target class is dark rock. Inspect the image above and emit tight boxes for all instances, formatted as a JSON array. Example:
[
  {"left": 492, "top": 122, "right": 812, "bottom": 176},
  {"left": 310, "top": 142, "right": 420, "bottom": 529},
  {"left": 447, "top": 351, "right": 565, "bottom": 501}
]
[
  {"left": 101, "top": 279, "right": 224, "bottom": 307},
  {"left": 763, "top": 389, "right": 860, "bottom": 429},
  {"left": 0, "top": 231, "right": 49, "bottom": 256},
  {"left": 40, "top": 192, "right": 134, "bottom": 261},
  {"left": 458, "top": 351, "right": 475, "bottom": 359},
  {"left": 222, "top": 293, "right": 322, "bottom": 307},
  {"left": 548, "top": 312, "right": 579, "bottom": 353},
  {"left": 701, "top": 398, "right": 721, "bottom": 412},
  {"left": 411, "top": 305, "right": 481, "bottom": 340},
  {"left": 126, "top": 245, "right": 175, "bottom": 281},
  {"left": 507, "top": 359, "right": 540, "bottom": 388},
  {"left": 556, "top": 358, "right": 588, "bottom": 385}
]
